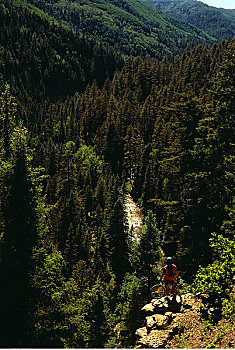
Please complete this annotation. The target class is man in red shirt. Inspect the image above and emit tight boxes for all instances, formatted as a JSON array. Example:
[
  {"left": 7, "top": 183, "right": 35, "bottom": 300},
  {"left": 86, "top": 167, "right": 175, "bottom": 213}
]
[{"left": 160, "top": 257, "right": 179, "bottom": 296}]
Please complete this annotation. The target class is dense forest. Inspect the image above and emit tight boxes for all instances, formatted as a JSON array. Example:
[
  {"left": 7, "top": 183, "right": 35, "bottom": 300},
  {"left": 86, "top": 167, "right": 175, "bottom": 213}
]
[
  {"left": 19, "top": 0, "right": 215, "bottom": 58},
  {"left": 0, "top": 0, "right": 234, "bottom": 348},
  {"left": 148, "top": 0, "right": 235, "bottom": 41},
  {"left": 0, "top": 1, "right": 124, "bottom": 101}
]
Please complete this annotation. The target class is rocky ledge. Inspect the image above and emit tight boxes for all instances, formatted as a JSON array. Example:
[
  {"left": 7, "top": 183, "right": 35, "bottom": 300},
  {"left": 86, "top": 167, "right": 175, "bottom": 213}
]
[{"left": 136, "top": 293, "right": 199, "bottom": 348}]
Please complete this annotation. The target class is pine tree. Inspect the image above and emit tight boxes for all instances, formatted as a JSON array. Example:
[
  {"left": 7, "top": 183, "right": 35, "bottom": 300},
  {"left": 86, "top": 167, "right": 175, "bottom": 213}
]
[
  {"left": 104, "top": 122, "right": 124, "bottom": 177},
  {"left": 0, "top": 149, "right": 37, "bottom": 347},
  {"left": 109, "top": 197, "right": 130, "bottom": 285},
  {"left": 0, "top": 84, "right": 16, "bottom": 159},
  {"left": 132, "top": 210, "right": 162, "bottom": 289},
  {"left": 177, "top": 40, "right": 235, "bottom": 278}
]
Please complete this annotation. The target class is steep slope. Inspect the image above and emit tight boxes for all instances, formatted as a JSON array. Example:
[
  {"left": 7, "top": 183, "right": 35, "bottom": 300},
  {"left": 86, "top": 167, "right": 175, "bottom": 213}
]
[
  {"left": 147, "top": 0, "right": 235, "bottom": 41},
  {"left": 0, "top": 0, "right": 123, "bottom": 102},
  {"left": 20, "top": 0, "right": 215, "bottom": 59},
  {"left": 136, "top": 292, "right": 235, "bottom": 348},
  {"left": 0, "top": 2, "right": 234, "bottom": 343}
]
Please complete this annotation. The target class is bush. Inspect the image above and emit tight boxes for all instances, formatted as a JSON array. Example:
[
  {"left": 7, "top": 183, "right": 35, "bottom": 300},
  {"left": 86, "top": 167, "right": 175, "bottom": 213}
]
[{"left": 192, "top": 233, "right": 235, "bottom": 309}]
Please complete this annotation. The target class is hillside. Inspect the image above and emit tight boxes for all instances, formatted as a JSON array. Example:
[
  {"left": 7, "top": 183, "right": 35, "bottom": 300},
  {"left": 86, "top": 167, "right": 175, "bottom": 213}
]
[
  {"left": 0, "top": 0, "right": 123, "bottom": 102},
  {"left": 147, "top": 0, "right": 235, "bottom": 41},
  {"left": 0, "top": 0, "right": 234, "bottom": 347},
  {"left": 136, "top": 292, "right": 235, "bottom": 348},
  {"left": 19, "top": 0, "right": 215, "bottom": 58}
]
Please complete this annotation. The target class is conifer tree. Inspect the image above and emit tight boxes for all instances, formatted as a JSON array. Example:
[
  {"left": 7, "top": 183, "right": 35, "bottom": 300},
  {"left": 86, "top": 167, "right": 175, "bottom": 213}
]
[
  {"left": 0, "top": 84, "right": 16, "bottom": 159},
  {"left": 0, "top": 149, "right": 37, "bottom": 347},
  {"left": 109, "top": 197, "right": 130, "bottom": 285},
  {"left": 177, "top": 40, "right": 235, "bottom": 277},
  {"left": 132, "top": 210, "right": 161, "bottom": 289},
  {"left": 113, "top": 273, "right": 148, "bottom": 348},
  {"left": 104, "top": 123, "right": 123, "bottom": 177}
]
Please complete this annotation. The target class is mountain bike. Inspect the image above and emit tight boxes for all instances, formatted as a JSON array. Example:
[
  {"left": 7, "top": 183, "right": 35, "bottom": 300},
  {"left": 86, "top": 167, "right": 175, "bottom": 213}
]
[
  {"left": 150, "top": 278, "right": 181, "bottom": 299},
  {"left": 150, "top": 279, "right": 166, "bottom": 298}
]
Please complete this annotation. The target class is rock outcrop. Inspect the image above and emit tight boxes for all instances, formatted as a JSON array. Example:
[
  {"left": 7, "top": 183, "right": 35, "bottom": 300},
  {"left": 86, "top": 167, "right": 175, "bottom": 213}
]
[
  {"left": 136, "top": 293, "right": 199, "bottom": 348},
  {"left": 124, "top": 194, "right": 143, "bottom": 240}
]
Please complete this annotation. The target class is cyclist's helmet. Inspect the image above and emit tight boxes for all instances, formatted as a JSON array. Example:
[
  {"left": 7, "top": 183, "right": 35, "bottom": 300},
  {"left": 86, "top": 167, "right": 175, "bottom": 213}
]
[{"left": 166, "top": 257, "right": 173, "bottom": 264}]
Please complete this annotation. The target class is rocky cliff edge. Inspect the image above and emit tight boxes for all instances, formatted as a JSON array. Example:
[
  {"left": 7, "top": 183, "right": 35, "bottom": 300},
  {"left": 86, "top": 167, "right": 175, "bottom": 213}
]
[
  {"left": 136, "top": 293, "right": 201, "bottom": 348},
  {"left": 135, "top": 292, "right": 235, "bottom": 348}
]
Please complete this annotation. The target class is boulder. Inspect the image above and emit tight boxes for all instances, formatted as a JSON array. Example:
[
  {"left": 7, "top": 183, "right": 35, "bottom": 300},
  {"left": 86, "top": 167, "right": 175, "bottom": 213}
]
[
  {"left": 141, "top": 295, "right": 182, "bottom": 315},
  {"left": 181, "top": 293, "right": 197, "bottom": 308},
  {"left": 136, "top": 293, "right": 197, "bottom": 347},
  {"left": 141, "top": 302, "right": 157, "bottom": 314},
  {"left": 145, "top": 313, "right": 172, "bottom": 331},
  {"left": 135, "top": 327, "right": 147, "bottom": 339},
  {"left": 137, "top": 329, "right": 172, "bottom": 348}
]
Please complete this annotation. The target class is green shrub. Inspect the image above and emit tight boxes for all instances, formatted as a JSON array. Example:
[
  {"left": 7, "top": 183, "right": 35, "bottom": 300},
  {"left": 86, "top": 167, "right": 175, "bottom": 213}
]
[{"left": 193, "top": 233, "right": 235, "bottom": 308}]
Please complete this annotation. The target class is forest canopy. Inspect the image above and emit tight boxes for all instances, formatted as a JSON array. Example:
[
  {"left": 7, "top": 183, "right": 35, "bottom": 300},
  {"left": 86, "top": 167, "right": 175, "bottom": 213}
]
[{"left": 0, "top": 0, "right": 234, "bottom": 347}]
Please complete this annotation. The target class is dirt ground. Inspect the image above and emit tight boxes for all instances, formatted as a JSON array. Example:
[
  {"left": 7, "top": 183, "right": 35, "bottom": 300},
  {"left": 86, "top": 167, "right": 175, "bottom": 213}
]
[{"left": 166, "top": 297, "right": 235, "bottom": 349}]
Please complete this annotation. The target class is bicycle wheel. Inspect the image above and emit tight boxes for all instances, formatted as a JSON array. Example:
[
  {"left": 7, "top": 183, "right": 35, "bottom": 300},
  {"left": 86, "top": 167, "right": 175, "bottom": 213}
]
[{"left": 150, "top": 284, "right": 165, "bottom": 299}]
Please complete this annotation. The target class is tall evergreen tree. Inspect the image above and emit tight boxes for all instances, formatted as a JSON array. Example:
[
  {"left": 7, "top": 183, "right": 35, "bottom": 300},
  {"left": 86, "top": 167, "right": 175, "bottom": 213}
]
[
  {"left": 131, "top": 210, "right": 162, "bottom": 289},
  {"left": 109, "top": 197, "right": 130, "bottom": 285},
  {"left": 177, "top": 40, "right": 235, "bottom": 278},
  {"left": 0, "top": 149, "right": 37, "bottom": 347},
  {"left": 104, "top": 123, "right": 124, "bottom": 177},
  {"left": 0, "top": 84, "right": 16, "bottom": 159}
]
